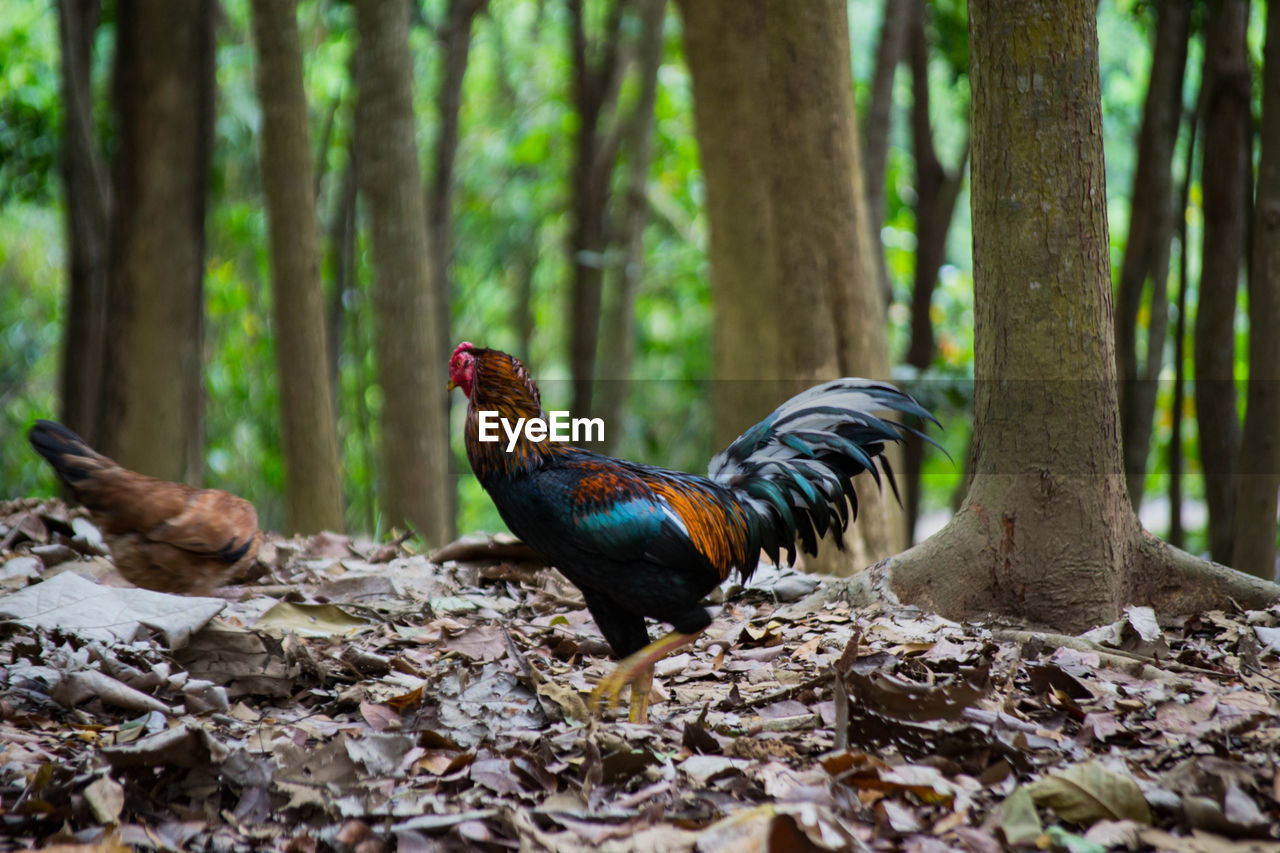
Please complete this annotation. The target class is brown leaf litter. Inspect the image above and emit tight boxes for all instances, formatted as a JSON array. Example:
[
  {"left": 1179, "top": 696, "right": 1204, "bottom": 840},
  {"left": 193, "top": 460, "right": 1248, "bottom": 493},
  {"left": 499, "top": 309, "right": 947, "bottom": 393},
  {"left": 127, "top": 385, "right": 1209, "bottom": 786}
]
[{"left": 1, "top": 498, "right": 1279, "bottom": 851}]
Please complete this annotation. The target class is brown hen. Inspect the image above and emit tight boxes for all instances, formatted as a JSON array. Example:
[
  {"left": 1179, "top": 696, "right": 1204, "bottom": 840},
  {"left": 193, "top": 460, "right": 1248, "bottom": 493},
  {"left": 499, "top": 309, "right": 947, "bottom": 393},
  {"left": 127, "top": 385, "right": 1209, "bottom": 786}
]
[{"left": 28, "top": 420, "right": 261, "bottom": 595}]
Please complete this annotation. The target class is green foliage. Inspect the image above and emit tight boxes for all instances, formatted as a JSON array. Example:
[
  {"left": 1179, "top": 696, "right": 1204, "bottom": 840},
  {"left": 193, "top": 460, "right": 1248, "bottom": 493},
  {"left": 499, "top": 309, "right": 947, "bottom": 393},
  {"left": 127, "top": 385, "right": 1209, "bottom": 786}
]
[
  {"left": 0, "top": 206, "right": 63, "bottom": 493},
  {"left": 0, "top": 4, "right": 60, "bottom": 203}
]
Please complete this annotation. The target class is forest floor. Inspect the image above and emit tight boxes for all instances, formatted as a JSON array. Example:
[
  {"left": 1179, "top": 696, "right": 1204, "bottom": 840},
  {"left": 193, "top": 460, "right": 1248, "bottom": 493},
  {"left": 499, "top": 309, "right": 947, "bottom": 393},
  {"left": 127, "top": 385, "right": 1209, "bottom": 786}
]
[{"left": 1, "top": 498, "right": 1279, "bottom": 852}]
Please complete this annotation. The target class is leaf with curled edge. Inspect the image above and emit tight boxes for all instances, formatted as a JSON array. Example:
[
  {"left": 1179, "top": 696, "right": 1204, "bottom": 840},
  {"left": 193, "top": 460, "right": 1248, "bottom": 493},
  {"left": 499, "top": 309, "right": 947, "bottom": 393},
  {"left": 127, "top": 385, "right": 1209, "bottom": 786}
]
[
  {"left": 846, "top": 661, "right": 990, "bottom": 722},
  {"left": 820, "top": 750, "right": 956, "bottom": 806},
  {"left": 1025, "top": 760, "right": 1152, "bottom": 825}
]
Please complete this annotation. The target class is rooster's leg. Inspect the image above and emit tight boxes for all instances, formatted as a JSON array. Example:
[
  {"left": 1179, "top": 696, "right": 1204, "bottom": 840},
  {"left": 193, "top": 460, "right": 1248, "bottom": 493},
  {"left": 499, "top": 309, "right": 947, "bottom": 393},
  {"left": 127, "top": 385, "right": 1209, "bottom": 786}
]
[{"left": 590, "top": 629, "right": 702, "bottom": 723}]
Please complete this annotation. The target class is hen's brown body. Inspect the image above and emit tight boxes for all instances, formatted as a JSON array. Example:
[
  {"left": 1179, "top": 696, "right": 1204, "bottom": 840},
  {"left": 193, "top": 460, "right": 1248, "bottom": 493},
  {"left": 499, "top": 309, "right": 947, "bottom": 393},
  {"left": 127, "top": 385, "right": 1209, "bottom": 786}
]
[{"left": 28, "top": 420, "right": 261, "bottom": 595}]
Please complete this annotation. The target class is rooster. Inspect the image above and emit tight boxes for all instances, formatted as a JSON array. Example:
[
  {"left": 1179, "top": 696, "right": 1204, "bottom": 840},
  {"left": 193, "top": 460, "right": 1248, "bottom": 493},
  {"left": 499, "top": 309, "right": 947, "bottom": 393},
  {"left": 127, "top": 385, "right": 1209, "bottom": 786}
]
[
  {"left": 28, "top": 420, "right": 261, "bottom": 596},
  {"left": 448, "top": 343, "right": 937, "bottom": 722}
]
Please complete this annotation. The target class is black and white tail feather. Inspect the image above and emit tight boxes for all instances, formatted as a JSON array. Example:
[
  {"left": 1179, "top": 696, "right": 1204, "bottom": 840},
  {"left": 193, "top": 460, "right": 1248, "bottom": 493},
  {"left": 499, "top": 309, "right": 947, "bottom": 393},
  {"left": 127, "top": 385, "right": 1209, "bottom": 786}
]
[{"left": 707, "top": 379, "right": 941, "bottom": 567}]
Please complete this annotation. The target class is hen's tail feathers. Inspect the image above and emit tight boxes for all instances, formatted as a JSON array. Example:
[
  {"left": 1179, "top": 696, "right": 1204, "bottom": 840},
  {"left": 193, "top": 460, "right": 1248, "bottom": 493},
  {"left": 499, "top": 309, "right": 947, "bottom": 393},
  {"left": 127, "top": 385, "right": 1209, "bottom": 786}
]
[
  {"left": 708, "top": 380, "right": 942, "bottom": 566},
  {"left": 28, "top": 420, "right": 115, "bottom": 485}
]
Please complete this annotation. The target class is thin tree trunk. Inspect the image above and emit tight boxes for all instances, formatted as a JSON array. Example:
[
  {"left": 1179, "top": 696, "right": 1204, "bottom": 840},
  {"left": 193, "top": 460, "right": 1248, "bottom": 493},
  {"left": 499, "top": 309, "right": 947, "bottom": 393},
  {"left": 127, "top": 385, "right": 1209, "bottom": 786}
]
[
  {"left": 1169, "top": 111, "right": 1198, "bottom": 550},
  {"left": 100, "top": 0, "right": 213, "bottom": 483},
  {"left": 487, "top": 8, "right": 539, "bottom": 364},
  {"left": 512, "top": 244, "right": 538, "bottom": 362},
  {"left": 56, "top": 0, "right": 109, "bottom": 445},
  {"left": 250, "top": 0, "right": 345, "bottom": 534},
  {"left": 1231, "top": 2, "right": 1280, "bottom": 580},
  {"left": 598, "top": 0, "right": 665, "bottom": 455},
  {"left": 325, "top": 147, "right": 357, "bottom": 402},
  {"left": 325, "top": 48, "right": 360, "bottom": 403},
  {"left": 353, "top": 0, "right": 451, "bottom": 544},
  {"left": 567, "top": 0, "right": 627, "bottom": 417},
  {"left": 862, "top": 0, "right": 910, "bottom": 311},
  {"left": 427, "top": 0, "right": 486, "bottom": 345},
  {"left": 1195, "top": 0, "right": 1250, "bottom": 563},
  {"left": 427, "top": 0, "right": 485, "bottom": 541},
  {"left": 901, "top": 0, "right": 968, "bottom": 542},
  {"left": 1116, "top": 0, "right": 1191, "bottom": 509}
]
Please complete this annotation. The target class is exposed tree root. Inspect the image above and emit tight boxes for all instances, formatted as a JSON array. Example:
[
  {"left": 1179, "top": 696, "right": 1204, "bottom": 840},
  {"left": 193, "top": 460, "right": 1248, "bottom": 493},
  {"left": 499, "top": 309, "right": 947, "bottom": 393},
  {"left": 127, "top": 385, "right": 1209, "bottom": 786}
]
[
  {"left": 858, "top": 513, "right": 1279, "bottom": 634},
  {"left": 1125, "top": 529, "right": 1280, "bottom": 613}
]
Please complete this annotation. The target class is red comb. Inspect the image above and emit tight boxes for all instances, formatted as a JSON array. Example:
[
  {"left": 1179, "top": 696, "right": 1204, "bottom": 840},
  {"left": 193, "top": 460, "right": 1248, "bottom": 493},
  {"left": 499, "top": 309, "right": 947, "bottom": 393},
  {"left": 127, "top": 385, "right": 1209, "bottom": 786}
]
[{"left": 452, "top": 341, "right": 475, "bottom": 360}]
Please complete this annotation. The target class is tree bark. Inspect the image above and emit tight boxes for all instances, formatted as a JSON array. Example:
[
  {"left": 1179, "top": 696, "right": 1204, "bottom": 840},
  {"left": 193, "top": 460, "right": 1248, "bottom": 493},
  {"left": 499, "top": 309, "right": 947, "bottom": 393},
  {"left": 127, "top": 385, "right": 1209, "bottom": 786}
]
[
  {"left": 56, "top": 0, "right": 109, "bottom": 445},
  {"left": 876, "top": 0, "right": 1277, "bottom": 630},
  {"left": 427, "top": 0, "right": 485, "bottom": 541},
  {"left": 680, "top": 0, "right": 903, "bottom": 572},
  {"left": 99, "top": 0, "right": 213, "bottom": 483},
  {"left": 567, "top": 0, "right": 627, "bottom": 418},
  {"left": 353, "top": 0, "right": 452, "bottom": 545},
  {"left": 862, "top": 0, "right": 910, "bottom": 311},
  {"left": 1231, "top": 2, "right": 1280, "bottom": 581},
  {"left": 250, "top": 0, "right": 345, "bottom": 535},
  {"left": 1116, "top": 0, "right": 1191, "bottom": 509},
  {"left": 678, "top": 0, "right": 783, "bottom": 453},
  {"left": 598, "top": 0, "right": 665, "bottom": 454},
  {"left": 427, "top": 0, "right": 485, "bottom": 341},
  {"left": 1194, "top": 0, "right": 1250, "bottom": 564}
]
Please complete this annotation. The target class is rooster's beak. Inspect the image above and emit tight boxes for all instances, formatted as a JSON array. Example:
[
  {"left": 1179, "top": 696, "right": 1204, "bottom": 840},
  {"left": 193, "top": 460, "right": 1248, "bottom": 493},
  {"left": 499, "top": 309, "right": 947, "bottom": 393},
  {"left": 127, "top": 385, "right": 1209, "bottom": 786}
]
[{"left": 447, "top": 379, "right": 457, "bottom": 391}]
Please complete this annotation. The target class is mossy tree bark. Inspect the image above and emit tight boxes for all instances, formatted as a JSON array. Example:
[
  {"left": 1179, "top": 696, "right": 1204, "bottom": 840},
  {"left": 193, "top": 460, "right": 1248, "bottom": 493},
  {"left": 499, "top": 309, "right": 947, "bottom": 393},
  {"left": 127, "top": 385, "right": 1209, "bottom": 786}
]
[
  {"left": 875, "top": 0, "right": 1278, "bottom": 630},
  {"left": 100, "top": 0, "right": 213, "bottom": 484},
  {"left": 354, "top": 0, "right": 452, "bottom": 546},
  {"left": 679, "top": 0, "right": 903, "bottom": 573},
  {"left": 250, "top": 0, "right": 346, "bottom": 535}
]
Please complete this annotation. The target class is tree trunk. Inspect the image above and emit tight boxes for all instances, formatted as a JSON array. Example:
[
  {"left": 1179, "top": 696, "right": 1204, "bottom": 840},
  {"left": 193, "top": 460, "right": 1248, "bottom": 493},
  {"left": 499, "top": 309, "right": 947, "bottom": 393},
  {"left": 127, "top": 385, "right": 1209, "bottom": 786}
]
[
  {"left": 680, "top": 0, "right": 903, "bottom": 572},
  {"left": 876, "top": 0, "right": 1277, "bottom": 630},
  {"left": 427, "top": 0, "right": 485, "bottom": 541},
  {"left": 325, "top": 144, "right": 357, "bottom": 403},
  {"left": 678, "top": 0, "right": 783, "bottom": 453},
  {"left": 427, "top": 0, "right": 485, "bottom": 349},
  {"left": 862, "top": 0, "right": 910, "bottom": 311},
  {"left": 901, "top": 0, "right": 968, "bottom": 542},
  {"left": 1195, "top": 0, "right": 1250, "bottom": 564},
  {"left": 1116, "top": 0, "right": 1191, "bottom": 509},
  {"left": 353, "top": 0, "right": 452, "bottom": 545},
  {"left": 1231, "top": 2, "right": 1280, "bottom": 581},
  {"left": 1169, "top": 113, "right": 1198, "bottom": 550},
  {"left": 250, "top": 0, "right": 345, "bottom": 535},
  {"left": 567, "top": 0, "right": 627, "bottom": 418},
  {"left": 99, "top": 0, "right": 213, "bottom": 483},
  {"left": 598, "top": 0, "right": 665, "bottom": 455},
  {"left": 56, "top": 0, "right": 109, "bottom": 445}
]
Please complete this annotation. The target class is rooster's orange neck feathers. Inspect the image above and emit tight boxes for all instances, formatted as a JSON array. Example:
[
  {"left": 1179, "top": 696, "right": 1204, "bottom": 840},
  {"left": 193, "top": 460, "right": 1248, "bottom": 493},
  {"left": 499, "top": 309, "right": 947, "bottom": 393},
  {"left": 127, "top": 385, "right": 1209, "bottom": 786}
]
[{"left": 461, "top": 348, "right": 567, "bottom": 479}]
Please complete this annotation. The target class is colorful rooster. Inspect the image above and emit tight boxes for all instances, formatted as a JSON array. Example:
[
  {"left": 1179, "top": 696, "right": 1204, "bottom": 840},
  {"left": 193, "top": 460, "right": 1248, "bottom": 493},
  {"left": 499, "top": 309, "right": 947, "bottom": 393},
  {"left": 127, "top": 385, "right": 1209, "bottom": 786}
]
[{"left": 448, "top": 342, "right": 937, "bottom": 722}]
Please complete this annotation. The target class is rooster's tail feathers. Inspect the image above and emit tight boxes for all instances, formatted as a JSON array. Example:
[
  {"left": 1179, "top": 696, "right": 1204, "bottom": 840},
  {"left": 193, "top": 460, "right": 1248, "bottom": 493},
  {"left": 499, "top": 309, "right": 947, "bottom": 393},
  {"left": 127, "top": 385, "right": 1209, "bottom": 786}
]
[{"left": 708, "top": 379, "right": 940, "bottom": 566}]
